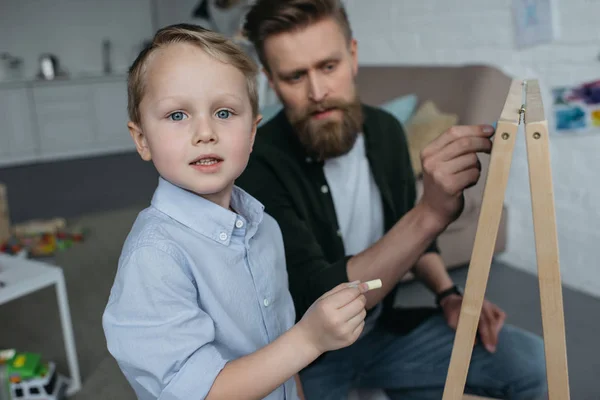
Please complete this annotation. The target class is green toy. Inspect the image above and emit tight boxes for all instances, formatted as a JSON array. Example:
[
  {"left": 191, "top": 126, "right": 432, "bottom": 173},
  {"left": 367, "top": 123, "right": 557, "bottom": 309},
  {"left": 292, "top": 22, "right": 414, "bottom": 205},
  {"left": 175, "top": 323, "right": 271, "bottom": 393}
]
[{"left": 0, "top": 350, "right": 67, "bottom": 400}]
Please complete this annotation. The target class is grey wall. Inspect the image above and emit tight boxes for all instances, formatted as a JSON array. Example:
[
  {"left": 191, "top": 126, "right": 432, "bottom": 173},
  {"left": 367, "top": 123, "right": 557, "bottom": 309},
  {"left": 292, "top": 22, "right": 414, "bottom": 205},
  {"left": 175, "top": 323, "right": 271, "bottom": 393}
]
[{"left": 0, "top": 0, "right": 155, "bottom": 80}]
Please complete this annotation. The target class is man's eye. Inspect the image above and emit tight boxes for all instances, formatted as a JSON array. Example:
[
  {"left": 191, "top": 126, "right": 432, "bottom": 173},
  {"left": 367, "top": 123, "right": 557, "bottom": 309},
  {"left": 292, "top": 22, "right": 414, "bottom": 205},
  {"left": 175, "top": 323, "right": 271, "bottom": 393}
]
[
  {"left": 168, "top": 111, "right": 187, "bottom": 121},
  {"left": 216, "top": 109, "right": 231, "bottom": 119}
]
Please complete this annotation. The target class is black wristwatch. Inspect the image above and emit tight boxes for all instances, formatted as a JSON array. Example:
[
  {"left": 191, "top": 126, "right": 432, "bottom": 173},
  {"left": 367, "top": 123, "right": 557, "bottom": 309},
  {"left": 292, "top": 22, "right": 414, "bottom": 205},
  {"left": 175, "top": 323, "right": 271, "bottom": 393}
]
[{"left": 435, "top": 284, "right": 463, "bottom": 307}]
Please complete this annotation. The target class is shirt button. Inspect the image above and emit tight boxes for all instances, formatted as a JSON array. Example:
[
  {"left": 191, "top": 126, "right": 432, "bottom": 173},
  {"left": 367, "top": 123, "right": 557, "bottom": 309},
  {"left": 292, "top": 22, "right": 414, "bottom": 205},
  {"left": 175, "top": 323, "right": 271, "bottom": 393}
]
[
  {"left": 219, "top": 232, "right": 228, "bottom": 241},
  {"left": 305, "top": 157, "right": 312, "bottom": 163},
  {"left": 336, "top": 229, "right": 342, "bottom": 237},
  {"left": 235, "top": 220, "right": 244, "bottom": 228},
  {"left": 263, "top": 298, "right": 270, "bottom": 307},
  {"left": 320, "top": 185, "right": 329, "bottom": 194}
]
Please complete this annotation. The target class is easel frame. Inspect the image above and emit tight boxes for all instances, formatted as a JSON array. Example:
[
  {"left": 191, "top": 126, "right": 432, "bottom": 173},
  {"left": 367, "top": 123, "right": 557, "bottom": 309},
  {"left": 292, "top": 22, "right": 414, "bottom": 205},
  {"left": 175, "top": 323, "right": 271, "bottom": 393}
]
[{"left": 442, "top": 80, "right": 570, "bottom": 400}]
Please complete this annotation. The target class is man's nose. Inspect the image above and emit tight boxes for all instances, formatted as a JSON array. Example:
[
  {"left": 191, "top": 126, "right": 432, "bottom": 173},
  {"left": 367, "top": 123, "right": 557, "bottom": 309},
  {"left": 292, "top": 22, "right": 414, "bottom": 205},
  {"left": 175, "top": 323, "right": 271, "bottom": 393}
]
[{"left": 308, "top": 72, "right": 328, "bottom": 103}]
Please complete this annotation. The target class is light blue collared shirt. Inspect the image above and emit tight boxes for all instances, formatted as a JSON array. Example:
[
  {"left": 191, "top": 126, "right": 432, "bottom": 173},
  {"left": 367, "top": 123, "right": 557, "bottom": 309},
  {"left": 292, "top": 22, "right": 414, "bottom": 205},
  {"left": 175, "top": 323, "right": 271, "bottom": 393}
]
[{"left": 102, "top": 177, "right": 298, "bottom": 400}]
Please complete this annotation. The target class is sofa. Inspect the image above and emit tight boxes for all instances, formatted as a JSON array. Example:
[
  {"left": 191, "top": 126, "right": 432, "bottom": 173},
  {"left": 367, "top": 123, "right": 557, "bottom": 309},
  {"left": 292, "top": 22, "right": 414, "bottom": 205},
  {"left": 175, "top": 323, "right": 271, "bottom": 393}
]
[{"left": 354, "top": 64, "right": 511, "bottom": 276}]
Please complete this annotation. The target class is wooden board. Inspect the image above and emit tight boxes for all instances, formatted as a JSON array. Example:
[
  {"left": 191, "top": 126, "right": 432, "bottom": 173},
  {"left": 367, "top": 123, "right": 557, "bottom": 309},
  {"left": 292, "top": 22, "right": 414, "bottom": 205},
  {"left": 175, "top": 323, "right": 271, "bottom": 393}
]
[
  {"left": 443, "top": 79, "right": 571, "bottom": 399},
  {"left": 442, "top": 79, "right": 522, "bottom": 400},
  {"left": 524, "top": 81, "right": 570, "bottom": 399}
]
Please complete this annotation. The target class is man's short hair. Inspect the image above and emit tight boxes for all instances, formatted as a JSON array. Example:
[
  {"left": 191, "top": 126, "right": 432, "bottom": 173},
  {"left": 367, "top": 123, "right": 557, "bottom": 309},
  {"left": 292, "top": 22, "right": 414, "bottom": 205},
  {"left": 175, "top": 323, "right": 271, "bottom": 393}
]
[
  {"left": 243, "top": 0, "right": 353, "bottom": 71},
  {"left": 127, "top": 23, "right": 259, "bottom": 125}
]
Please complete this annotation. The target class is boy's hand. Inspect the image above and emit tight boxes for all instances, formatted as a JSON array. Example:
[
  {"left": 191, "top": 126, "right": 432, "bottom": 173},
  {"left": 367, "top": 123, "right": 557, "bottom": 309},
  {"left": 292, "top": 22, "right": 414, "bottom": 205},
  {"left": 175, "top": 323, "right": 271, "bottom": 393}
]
[{"left": 296, "top": 281, "right": 372, "bottom": 355}]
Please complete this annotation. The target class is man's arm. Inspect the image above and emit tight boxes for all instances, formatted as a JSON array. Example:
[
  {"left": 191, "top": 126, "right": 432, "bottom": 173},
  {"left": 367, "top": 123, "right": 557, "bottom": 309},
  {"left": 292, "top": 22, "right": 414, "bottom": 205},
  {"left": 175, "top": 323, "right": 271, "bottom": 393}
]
[
  {"left": 237, "top": 124, "right": 493, "bottom": 315},
  {"left": 411, "top": 252, "right": 454, "bottom": 295},
  {"left": 346, "top": 202, "right": 445, "bottom": 309},
  {"left": 346, "top": 122, "right": 494, "bottom": 309}
]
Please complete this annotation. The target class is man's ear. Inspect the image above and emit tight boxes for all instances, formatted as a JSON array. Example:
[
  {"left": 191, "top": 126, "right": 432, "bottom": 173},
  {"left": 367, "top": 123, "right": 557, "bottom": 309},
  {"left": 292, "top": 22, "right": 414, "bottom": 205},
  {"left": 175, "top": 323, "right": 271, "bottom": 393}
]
[
  {"left": 249, "top": 114, "right": 262, "bottom": 150},
  {"left": 349, "top": 38, "right": 358, "bottom": 77},
  {"left": 128, "top": 121, "right": 152, "bottom": 161}
]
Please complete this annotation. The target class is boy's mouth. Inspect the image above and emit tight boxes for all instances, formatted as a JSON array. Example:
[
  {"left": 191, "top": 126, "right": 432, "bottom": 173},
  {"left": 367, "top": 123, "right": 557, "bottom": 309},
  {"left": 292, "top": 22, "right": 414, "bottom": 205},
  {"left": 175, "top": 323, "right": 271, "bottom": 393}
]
[{"left": 190, "top": 155, "right": 223, "bottom": 166}]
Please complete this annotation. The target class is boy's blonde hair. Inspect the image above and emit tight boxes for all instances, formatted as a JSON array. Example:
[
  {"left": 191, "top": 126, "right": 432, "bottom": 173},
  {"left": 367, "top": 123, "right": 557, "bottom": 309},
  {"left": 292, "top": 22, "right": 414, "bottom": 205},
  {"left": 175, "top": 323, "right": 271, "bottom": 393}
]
[{"left": 128, "top": 23, "right": 259, "bottom": 125}]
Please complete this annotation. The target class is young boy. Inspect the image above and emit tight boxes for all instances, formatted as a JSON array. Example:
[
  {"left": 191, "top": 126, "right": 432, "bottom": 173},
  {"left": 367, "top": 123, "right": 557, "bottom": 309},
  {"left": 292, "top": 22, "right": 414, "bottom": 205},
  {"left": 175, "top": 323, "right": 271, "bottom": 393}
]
[{"left": 102, "top": 24, "right": 374, "bottom": 400}]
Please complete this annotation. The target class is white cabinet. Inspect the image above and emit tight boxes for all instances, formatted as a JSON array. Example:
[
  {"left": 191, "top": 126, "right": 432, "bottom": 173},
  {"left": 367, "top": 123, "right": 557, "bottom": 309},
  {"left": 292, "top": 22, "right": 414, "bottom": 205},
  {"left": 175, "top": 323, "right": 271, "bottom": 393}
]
[
  {"left": 0, "top": 75, "right": 134, "bottom": 167},
  {"left": 90, "top": 81, "right": 133, "bottom": 151},
  {"left": 0, "top": 87, "right": 38, "bottom": 166},
  {"left": 33, "top": 84, "right": 96, "bottom": 159}
]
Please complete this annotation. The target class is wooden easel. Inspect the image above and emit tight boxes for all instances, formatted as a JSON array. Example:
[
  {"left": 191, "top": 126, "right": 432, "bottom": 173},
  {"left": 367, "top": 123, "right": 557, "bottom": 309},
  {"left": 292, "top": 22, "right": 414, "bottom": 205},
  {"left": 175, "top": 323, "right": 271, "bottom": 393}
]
[{"left": 442, "top": 79, "right": 570, "bottom": 400}]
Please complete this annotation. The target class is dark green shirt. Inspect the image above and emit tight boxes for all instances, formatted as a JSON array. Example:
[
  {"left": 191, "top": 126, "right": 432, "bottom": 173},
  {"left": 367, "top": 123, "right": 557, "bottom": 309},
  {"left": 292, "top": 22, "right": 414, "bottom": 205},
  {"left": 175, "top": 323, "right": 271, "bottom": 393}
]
[{"left": 236, "top": 104, "right": 440, "bottom": 332}]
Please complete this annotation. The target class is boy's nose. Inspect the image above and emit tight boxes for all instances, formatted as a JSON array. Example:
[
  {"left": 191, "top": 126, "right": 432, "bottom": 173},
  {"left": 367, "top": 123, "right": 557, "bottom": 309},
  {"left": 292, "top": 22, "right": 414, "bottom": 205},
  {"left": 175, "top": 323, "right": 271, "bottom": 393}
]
[{"left": 193, "top": 120, "right": 218, "bottom": 144}]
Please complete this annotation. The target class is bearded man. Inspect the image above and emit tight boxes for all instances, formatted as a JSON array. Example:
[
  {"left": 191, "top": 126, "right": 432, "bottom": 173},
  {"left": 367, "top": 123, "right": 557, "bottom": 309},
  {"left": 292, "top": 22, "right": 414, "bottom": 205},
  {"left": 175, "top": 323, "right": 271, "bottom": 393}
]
[{"left": 236, "top": 1, "right": 548, "bottom": 399}]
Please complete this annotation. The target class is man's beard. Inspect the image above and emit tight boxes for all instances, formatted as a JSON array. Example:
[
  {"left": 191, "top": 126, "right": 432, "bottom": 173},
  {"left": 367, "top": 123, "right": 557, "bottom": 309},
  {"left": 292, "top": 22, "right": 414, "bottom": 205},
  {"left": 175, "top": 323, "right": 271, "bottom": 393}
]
[{"left": 288, "top": 95, "right": 363, "bottom": 161}]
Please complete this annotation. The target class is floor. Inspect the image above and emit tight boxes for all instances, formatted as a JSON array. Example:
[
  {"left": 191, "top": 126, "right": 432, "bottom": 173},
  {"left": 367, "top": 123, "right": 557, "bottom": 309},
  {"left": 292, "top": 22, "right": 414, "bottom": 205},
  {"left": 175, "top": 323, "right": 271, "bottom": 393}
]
[{"left": 0, "top": 205, "right": 598, "bottom": 399}]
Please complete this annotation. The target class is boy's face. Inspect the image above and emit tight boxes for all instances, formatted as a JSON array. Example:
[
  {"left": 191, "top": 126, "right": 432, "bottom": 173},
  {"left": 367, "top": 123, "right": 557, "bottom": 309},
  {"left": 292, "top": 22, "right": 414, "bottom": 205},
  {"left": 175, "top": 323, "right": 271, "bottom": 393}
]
[{"left": 128, "top": 42, "right": 260, "bottom": 208}]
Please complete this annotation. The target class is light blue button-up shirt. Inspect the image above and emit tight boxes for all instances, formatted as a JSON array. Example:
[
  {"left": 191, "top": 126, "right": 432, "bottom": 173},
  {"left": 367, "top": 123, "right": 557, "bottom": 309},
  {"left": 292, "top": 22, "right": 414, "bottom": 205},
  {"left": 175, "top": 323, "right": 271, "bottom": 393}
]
[{"left": 102, "top": 177, "right": 298, "bottom": 400}]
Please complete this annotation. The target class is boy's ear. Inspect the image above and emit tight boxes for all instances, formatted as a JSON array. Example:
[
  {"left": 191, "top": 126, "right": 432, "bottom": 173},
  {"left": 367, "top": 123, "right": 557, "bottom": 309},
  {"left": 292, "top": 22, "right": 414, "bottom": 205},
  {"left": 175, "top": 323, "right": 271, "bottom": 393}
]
[
  {"left": 127, "top": 121, "right": 152, "bottom": 161},
  {"left": 249, "top": 114, "right": 262, "bottom": 150}
]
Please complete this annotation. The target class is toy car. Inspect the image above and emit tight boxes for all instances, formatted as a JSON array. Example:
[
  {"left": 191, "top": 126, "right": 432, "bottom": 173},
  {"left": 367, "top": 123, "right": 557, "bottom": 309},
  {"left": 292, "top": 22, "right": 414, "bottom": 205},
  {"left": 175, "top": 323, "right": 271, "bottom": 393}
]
[{"left": 1, "top": 351, "right": 68, "bottom": 400}]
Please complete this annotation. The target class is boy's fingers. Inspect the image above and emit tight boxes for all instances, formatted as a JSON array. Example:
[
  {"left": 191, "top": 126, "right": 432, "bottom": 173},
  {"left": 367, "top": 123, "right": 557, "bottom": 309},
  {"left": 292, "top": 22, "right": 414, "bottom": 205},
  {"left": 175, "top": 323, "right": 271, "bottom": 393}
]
[
  {"left": 319, "top": 281, "right": 359, "bottom": 300},
  {"left": 338, "top": 295, "right": 367, "bottom": 322},
  {"left": 321, "top": 279, "right": 382, "bottom": 299},
  {"left": 325, "top": 287, "right": 363, "bottom": 309},
  {"left": 345, "top": 308, "right": 367, "bottom": 331},
  {"left": 352, "top": 320, "right": 366, "bottom": 339}
]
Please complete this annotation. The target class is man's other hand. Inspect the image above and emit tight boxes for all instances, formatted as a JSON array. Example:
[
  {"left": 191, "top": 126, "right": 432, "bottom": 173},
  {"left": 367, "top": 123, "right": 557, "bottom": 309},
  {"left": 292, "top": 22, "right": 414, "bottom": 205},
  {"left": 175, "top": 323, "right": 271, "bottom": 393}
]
[
  {"left": 441, "top": 295, "right": 507, "bottom": 353},
  {"left": 418, "top": 125, "right": 494, "bottom": 229}
]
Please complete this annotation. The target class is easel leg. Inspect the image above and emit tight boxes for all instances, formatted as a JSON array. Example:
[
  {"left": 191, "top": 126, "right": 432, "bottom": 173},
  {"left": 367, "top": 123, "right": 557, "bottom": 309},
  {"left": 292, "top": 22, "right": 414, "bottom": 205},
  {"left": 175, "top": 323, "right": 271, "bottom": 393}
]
[
  {"left": 442, "top": 80, "right": 522, "bottom": 400},
  {"left": 525, "top": 118, "right": 570, "bottom": 399}
]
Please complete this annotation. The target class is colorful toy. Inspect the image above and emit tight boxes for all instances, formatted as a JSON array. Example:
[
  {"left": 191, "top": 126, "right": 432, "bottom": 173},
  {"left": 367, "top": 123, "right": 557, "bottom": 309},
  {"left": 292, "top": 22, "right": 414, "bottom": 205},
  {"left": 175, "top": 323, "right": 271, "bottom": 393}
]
[
  {"left": 0, "top": 350, "right": 68, "bottom": 400},
  {"left": 0, "top": 223, "right": 87, "bottom": 258}
]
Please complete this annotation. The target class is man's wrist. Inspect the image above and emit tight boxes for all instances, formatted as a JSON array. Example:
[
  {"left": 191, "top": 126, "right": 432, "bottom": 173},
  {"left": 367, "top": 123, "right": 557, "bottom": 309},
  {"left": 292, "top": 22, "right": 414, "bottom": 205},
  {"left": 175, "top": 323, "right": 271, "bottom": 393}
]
[
  {"left": 435, "top": 284, "right": 463, "bottom": 308},
  {"left": 414, "top": 201, "right": 450, "bottom": 236}
]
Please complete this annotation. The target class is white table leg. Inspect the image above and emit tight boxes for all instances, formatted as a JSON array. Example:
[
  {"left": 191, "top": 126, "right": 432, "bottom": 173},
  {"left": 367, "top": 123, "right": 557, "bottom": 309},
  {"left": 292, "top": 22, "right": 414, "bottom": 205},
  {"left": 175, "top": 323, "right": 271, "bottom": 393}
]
[{"left": 55, "top": 271, "right": 81, "bottom": 396}]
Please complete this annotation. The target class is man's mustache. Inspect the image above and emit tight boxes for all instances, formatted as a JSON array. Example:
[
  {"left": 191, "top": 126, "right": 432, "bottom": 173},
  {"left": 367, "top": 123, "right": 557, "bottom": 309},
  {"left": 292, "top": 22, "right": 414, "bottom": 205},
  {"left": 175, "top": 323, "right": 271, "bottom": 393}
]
[{"left": 305, "top": 99, "right": 350, "bottom": 116}]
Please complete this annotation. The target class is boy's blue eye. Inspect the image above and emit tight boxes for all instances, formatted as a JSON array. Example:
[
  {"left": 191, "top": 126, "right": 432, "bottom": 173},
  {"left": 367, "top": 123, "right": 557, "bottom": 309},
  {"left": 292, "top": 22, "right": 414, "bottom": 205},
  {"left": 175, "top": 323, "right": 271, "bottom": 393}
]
[
  {"left": 169, "top": 111, "right": 186, "bottom": 121},
  {"left": 216, "top": 110, "right": 231, "bottom": 119}
]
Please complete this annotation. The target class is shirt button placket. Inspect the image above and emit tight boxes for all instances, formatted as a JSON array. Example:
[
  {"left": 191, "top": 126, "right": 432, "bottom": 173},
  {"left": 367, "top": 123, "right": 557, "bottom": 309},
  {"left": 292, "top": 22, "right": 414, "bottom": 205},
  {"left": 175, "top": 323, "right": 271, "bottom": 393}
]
[{"left": 321, "top": 185, "right": 329, "bottom": 194}]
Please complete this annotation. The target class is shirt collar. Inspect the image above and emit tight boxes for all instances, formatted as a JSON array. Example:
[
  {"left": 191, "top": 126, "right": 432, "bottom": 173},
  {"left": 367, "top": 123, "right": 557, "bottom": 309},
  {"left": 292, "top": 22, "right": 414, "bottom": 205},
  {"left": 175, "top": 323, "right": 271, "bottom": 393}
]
[{"left": 150, "top": 177, "right": 264, "bottom": 246}]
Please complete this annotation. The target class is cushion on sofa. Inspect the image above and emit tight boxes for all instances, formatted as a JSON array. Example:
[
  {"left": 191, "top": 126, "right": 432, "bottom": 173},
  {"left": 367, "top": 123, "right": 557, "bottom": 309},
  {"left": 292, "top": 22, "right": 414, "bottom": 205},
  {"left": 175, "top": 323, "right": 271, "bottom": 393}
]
[
  {"left": 381, "top": 94, "right": 419, "bottom": 125},
  {"left": 405, "top": 101, "right": 458, "bottom": 176}
]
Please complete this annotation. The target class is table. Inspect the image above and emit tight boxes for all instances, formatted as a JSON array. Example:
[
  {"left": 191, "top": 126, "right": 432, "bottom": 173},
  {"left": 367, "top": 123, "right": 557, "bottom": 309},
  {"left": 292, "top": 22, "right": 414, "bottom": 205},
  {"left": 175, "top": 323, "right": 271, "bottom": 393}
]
[{"left": 0, "top": 253, "right": 81, "bottom": 396}]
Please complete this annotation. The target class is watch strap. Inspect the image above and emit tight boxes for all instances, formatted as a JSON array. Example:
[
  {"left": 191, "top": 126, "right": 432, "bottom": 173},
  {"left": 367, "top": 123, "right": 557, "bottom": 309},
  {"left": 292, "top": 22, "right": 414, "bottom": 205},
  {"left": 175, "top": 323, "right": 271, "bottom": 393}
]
[{"left": 435, "top": 284, "right": 462, "bottom": 307}]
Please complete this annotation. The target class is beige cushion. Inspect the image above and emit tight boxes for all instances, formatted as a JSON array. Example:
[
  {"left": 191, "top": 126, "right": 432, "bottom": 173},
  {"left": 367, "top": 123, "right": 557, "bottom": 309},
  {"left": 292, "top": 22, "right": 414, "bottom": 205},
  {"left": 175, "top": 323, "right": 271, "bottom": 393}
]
[{"left": 405, "top": 101, "right": 459, "bottom": 176}]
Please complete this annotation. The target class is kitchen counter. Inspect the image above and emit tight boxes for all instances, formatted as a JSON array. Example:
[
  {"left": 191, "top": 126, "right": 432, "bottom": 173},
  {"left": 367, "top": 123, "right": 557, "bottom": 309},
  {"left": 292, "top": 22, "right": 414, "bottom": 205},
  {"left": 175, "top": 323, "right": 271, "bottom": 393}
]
[{"left": 0, "top": 72, "right": 127, "bottom": 89}]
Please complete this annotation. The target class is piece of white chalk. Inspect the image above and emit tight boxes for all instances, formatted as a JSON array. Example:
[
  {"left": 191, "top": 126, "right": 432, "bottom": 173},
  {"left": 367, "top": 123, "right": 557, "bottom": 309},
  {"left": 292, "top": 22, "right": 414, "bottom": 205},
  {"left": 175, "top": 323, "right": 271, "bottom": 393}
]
[{"left": 364, "top": 279, "right": 382, "bottom": 291}]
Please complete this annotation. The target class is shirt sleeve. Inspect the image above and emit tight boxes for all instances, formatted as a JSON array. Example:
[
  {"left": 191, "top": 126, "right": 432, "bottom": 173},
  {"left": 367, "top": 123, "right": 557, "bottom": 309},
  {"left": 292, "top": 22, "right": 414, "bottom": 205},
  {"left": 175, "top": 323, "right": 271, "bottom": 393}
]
[
  {"left": 238, "top": 159, "right": 350, "bottom": 320},
  {"left": 102, "top": 245, "right": 228, "bottom": 400}
]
